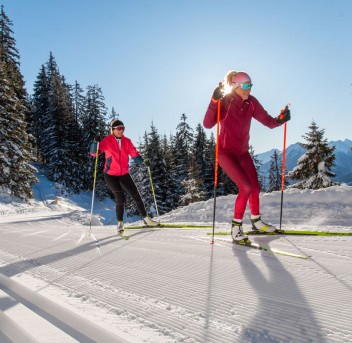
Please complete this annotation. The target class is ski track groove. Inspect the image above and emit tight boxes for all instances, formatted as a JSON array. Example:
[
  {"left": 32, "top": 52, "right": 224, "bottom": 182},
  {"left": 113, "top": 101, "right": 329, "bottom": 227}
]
[{"left": 1, "top": 224, "right": 352, "bottom": 342}]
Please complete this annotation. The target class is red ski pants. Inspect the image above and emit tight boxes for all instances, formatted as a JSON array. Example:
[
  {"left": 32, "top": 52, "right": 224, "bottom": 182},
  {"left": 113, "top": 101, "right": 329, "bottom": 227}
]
[{"left": 219, "top": 151, "right": 260, "bottom": 220}]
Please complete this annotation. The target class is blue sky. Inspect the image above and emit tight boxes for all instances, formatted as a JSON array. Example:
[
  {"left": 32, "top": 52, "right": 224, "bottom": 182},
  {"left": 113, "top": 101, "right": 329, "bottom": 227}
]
[{"left": 2, "top": 0, "right": 352, "bottom": 153}]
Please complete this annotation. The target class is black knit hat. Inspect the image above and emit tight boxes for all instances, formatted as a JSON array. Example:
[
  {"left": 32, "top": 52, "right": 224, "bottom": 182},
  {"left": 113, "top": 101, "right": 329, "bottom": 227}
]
[{"left": 111, "top": 119, "right": 124, "bottom": 129}]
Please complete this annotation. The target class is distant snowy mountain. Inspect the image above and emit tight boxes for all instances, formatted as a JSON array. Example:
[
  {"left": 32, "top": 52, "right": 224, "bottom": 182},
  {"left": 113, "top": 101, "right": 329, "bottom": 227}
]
[{"left": 258, "top": 139, "right": 352, "bottom": 186}]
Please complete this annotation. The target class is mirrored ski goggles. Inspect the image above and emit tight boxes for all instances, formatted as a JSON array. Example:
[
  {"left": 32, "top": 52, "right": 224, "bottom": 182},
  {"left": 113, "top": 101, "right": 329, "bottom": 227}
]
[
  {"left": 239, "top": 83, "right": 253, "bottom": 90},
  {"left": 113, "top": 126, "right": 125, "bottom": 131}
]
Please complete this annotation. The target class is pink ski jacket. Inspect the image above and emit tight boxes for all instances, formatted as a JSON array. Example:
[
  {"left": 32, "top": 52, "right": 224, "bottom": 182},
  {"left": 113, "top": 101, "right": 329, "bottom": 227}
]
[
  {"left": 98, "top": 135, "right": 140, "bottom": 176},
  {"left": 203, "top": 93, "right": 279, "bottom": 155}
]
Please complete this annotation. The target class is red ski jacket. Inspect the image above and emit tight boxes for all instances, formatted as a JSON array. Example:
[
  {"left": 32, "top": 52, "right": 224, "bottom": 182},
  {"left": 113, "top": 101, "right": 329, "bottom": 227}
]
[
  {"left": 203, "top": 93, "right": 279, "bottom": 155},
  {"left": 98, "top": 135, "right": 140, "bottom": 176}
]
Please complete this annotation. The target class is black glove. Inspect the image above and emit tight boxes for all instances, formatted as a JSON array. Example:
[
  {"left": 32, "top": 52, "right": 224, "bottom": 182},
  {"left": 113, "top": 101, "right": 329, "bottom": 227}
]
[
  {"left": 276, "top": 106, "right": 291, "bottom": 124},
  {"left": 89, "top": 141, "right": 98, "bottom": 155},
  {"left": 212, "top": 81, "right": 224, "bottom": 100},
  {"left": 134, "top": 155, "right": 144, "bottom": 166}
]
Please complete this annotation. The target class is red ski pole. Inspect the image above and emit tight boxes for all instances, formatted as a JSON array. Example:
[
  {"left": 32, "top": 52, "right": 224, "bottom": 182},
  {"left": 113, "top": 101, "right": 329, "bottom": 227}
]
[
  {"left": 279, "top": 104, "right": 289, "bottom": 230},
  {"left": 211, "top": 100, "right": 221, "bottom": 244}
]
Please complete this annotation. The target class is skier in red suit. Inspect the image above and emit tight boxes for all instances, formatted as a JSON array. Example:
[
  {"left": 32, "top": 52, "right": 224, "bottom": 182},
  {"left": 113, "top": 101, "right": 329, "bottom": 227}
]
[
  {"left": 203, "top": 71, "right": 290, "bottom": 242},
  {"left": 91, "top": 120, "right": 158, "bottom": 235}
]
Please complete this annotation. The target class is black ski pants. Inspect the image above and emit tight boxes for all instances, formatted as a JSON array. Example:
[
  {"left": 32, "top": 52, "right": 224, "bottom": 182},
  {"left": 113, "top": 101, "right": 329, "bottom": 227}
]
[{"left": 104, "top": 173, "right": 147, "bottom": 222}]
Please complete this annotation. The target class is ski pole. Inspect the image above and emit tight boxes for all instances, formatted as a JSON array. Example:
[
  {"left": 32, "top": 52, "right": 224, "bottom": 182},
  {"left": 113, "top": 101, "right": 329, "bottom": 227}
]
[
  {"left": 211, "top": 100, "right": 221, "bottom": 244},
  {"left": 279, "top": 104, "right": 289, "bottom": 230},
  {"left": 89, "top": 141, "right": 99, "bottom": 235},
  {"left": 147, "top": 165, "right": 160, "bottom": 221}
]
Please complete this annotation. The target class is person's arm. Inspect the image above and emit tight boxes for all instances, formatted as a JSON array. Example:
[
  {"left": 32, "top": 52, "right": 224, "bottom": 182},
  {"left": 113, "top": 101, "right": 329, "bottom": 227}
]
[
  {"left": 251, "top": 98, "right": 288, "bottom": 129},
  {"left": 203, "top": 100, "right": 219, "bottom": 129},
  {"left": 127, "top": 140, "right": 145, "bottom": 166},
  {"left": 89, "top": 137, "right": 106, "bottom": 156},
  {"left": 203, "top": 82, "right": 225, "bottom": 129}
]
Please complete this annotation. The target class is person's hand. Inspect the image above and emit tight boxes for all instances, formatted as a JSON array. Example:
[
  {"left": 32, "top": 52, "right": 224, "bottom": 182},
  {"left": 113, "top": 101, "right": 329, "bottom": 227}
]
[
  {"left": 89, "top": 141, "right": 98, "bottom": 155},
  {"left": 134, "top": 155, "right": 144, "bottom": 166},
  {"left": 276, "top": 106, "right": 291, "bottom": 124},
  {"left": 212, "top": 81, "right": 224, "bottom": 100}
]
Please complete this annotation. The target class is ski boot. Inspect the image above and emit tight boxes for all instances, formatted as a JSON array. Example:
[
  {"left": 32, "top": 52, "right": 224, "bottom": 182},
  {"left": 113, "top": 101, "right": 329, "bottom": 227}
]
[
  {"left": 231, "top": 220, "right": 249, "bottom": 244},
  {"left": 117, "top": 221, "right": 129, "bottom": 240},
  {"left": 143, "top": 216, "right": 159, "bottom": 227},
  {"left": 251, "top": 216, "right": 277, "bottom": 233}
]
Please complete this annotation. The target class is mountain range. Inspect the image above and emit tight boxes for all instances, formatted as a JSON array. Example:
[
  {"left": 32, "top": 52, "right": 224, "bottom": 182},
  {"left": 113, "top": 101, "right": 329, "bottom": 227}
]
[{"left": 257, "top": 139, "right": 352, "bottom": 186}]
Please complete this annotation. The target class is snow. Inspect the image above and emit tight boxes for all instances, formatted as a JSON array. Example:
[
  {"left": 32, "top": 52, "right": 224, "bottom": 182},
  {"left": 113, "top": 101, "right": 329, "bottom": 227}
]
[{"left": 0, "top": 169, "right": 352, "bottom": 342}]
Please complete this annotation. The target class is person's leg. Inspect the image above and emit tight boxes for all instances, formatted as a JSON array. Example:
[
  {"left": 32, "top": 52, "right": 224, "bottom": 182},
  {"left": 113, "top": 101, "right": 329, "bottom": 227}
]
[
  {"left": 219, "top": 152, "right": 256, "bottom": 220},
  {"left": 237, "top": 152, "right": 261, "bottom": 216},
  {"left": 118, "top": 173, "right": 148, "bottom": 218},
  {"left": 104, "top": 174, "right": 124, "bottom": 221},
  {"left": 237, "top": 154, "right": 276, "bottom": 232}
]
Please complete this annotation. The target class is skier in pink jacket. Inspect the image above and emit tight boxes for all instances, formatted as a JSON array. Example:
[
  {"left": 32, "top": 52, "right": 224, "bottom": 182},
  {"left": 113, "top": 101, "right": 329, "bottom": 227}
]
[
  {"left": 203, "top": 71, "right": 290, "bottom": 242},
  {"left": 91, "top": 119, "right": 158, "bottom": 235}
]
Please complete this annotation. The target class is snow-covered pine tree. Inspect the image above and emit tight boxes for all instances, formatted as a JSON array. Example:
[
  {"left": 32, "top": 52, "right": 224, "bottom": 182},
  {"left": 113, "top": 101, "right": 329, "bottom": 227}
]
[
  {"left": 203, "top": 132, "right": 216, "bottom": 198},
  {"left": 0, "top": 5, "right": 37, "bottom": 199},
  {"left": 30, "top": 65, "right": 50, "bottom": 163},
  {"left": 106, "top": 107, "right": 119, "bottom": 127},
  {"left": 61, "top": 78, "right": 85, "bottom": 192},
  {"left": 172, "top": 113, "right": 194, "bottom": 204},
  {"left": 72, "top": 81, "right": 85, "bottom": 124},
  {"left": 38, "top": 52, "right": 60, "bottom": 166},
  {"left": 161, "top": 133, "right": 178, "bottom": 210},
  {"left": 126, "top": 132, "right": 150, "bottom": 217},
  {"left": 132, "top": 123, "right": 177, "bottom": 216},
  {"left": 81, "top": 84, "right": 109, "bottom": 198},
  {"left": 192, "top": 124, "right": 209, "bottom": 195},
  {"left": 38, "top": 53, "right": 85, "bottom": 192},
  {"left": 180, "top": 154, "right": 206, "bottom": 206},
  {"left": 288, "top": 121, "right": 337, "bottom": 189},
  {"left": 267, "top": 150, "right": 281, "bottom": 192}
]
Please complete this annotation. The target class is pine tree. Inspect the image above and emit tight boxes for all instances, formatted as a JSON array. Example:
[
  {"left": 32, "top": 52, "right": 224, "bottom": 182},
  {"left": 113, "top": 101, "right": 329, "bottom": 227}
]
[
  {"left": 72, "top": 80, "right": 85, "bottom": 125},
  {"left": 106, "top": 107, "right": 119, "bottom": 126},
  {"left": 130, "top": 124, "right": 177, "bottom": 216},
  {"left": 172, "top": 113, "right": 194, "bottom": 203},
  {"left": 37, "top": 53, "right": 85, "bottom": 192},
  {"left": 0, "top": 5, "right": 37, "bottom": 199},
  {"left": 203, "top": 132, "right": 216, "bottom": 198},
  {"left": 192, "top": 124, "right": 208, "bottom": 193},
  {"left": 125, "top": 132, "right": 147, "bottom": 217},
  {"left": 161, "top": 133, "right": 178, "bottom": 210},
  {"left": 288, "top": 121, "right": 337, "bottom": 189},
  {"left": 81, "top": 84, "right": 108, "bottom": 197},
  {"left": 61, "top": 77, "right": 85, "bottom": 192},
  {"left": 180, "top": 155, "right": 206, "bottom": 206},
  {"left": 267, "top": 150, "right": 281, "bottom": 192},
  {"left": 30, "top": 65, "right": 50, "bottom": 162}
]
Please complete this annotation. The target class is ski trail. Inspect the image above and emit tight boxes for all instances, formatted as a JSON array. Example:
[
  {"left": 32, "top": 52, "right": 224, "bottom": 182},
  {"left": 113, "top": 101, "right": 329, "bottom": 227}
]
[
  {"left": 78, "top": 232, "right": 85, "bottom": 244},
  {"left": 89, "top": 233, "right": 101, "bottom": 254},
  {"left": 188, "top": 235, "right": 230, "bottom": 248},
  {"left": 53, "top": 231, "right": 71, "bottom": 241},
  {"left": 0, "top": 273, "right": 129, "bottom": 342},
  {"left": 22, "top": 230, "right": 50, "bottom": 237},
  {"left": 76, "top": 231, "right": 101, "bottom": 253}
]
